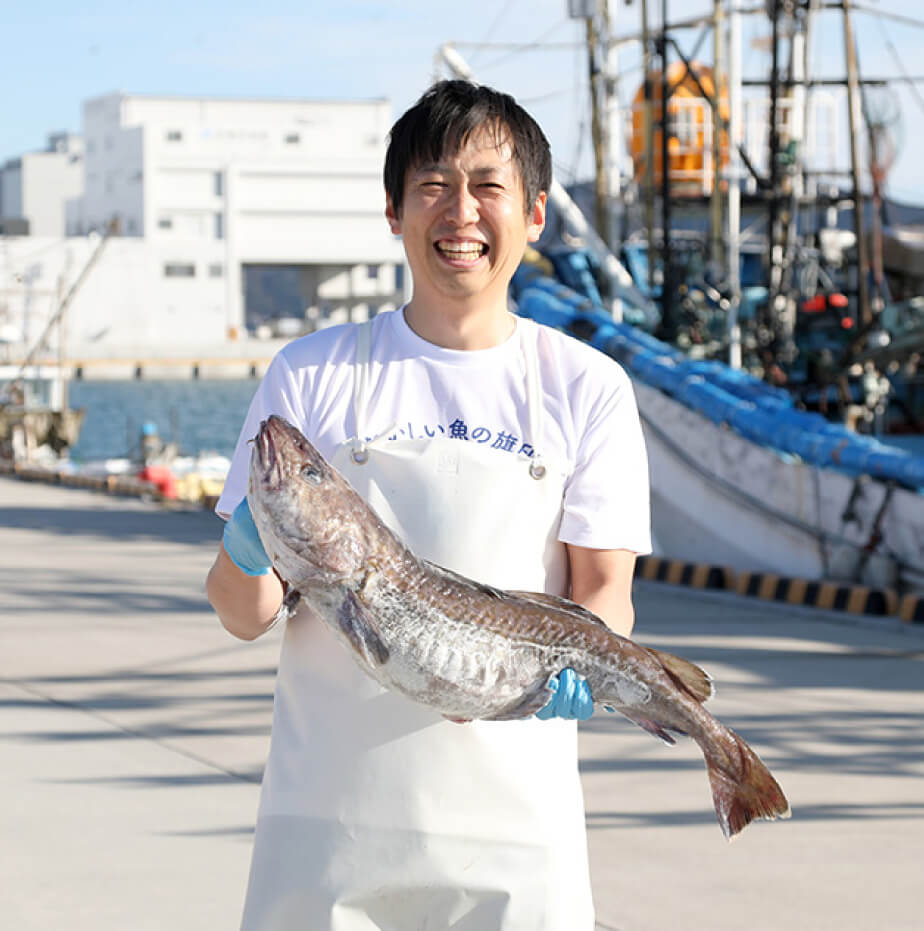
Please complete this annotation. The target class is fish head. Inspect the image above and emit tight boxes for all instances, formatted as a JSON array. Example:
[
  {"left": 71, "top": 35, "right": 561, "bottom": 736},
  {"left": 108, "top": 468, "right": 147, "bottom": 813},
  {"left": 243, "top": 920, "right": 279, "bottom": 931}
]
[{"left": 247, "top": 415, "right": 373, "bottom": 587}]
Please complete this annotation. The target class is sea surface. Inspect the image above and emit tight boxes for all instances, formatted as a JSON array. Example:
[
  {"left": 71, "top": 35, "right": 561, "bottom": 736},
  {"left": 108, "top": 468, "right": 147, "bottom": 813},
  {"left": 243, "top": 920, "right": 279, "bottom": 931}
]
[
  {"left": 68, "top": 379, "right": 258, "bottom": 462},
  {"left": 67, "top": 378, "right": 924, "bottom": 464}
]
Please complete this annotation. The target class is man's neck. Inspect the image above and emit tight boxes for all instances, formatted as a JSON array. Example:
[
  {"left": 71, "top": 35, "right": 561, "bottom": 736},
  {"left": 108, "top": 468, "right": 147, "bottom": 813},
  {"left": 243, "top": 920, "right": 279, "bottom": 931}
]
[{"left": 403, "top": 296, "right": 515, "bottom": 350}]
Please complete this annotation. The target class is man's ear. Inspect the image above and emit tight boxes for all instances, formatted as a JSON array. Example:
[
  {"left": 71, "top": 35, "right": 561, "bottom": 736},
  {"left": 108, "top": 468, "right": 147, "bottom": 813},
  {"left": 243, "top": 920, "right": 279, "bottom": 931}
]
[
  {"left": 526, "top": 191, "right": 547, "bottom": 244},
  {"left": 385, "top": 196, "right": 402, "bottom": 236}
]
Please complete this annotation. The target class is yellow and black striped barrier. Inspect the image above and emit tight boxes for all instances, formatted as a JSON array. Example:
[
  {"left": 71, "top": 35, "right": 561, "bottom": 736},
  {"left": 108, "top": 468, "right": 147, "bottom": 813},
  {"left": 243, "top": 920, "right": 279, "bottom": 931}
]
[
  {"left": 635, "top": 555, "right": 735, "bottom": 591},
  {"left": 733, "top": 571, "right": 899, "bottom": 617},
  {"left": 634, "top": 557, "right": 921, "bottom": 624},
  {"left": 899, "top": 594, "right": 924, "bottom": 625}
]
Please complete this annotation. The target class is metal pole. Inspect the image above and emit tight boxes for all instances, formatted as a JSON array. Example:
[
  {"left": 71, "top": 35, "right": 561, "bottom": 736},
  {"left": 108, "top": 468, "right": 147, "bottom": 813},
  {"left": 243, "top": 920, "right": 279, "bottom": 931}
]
[
  {"left": 768, "top": 0, "right": 781, "bottom": 294},
  {"left": 842, "top": 0, "right": 872, "bottom": 327},
  {"left": 586, "top": 10, "right": 608, "bottom": 239},
  {"left": 727, "top": 0, "right": 743, "bottom": 369},
  {"left": 710, "top": 0, "right": 725, "bottom": 267},
  {"left": 659, "top": 0, "right": 673, "bottom": 336},
  {"left": 641, "top": 0, "right": 657, "bottom": 293}
]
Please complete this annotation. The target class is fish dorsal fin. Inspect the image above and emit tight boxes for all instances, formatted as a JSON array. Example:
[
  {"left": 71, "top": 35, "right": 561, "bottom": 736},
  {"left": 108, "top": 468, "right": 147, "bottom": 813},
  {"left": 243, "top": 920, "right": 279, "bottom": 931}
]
[
  {"left": 508, "top": 590, "right": 611, "bottom": 630},
  {"left": 421, "top": 559, "right": 507, "bottom": 600},
  {"left": 647, "top": 647, "right": 714, "bottom": 704}
]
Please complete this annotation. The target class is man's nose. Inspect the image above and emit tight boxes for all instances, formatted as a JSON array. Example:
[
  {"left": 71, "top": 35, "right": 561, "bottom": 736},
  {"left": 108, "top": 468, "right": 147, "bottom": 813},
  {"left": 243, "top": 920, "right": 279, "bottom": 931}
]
[{"left": 444, "top": 184, "right": 479, "bottom": 226}]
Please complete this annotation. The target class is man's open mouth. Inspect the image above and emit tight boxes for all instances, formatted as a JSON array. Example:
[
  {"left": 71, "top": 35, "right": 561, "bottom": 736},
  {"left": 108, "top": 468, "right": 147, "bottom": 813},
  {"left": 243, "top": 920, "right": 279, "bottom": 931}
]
[{"left": 435, "top": 240, "right": 488, "bottom": 260}]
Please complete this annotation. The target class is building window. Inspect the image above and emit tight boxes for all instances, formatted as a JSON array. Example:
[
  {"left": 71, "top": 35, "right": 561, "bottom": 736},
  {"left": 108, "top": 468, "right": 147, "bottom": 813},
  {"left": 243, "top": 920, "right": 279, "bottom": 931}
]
[
  {"left": 157, "top": 217, "right": 173, "bottom": 229},
  {"left": 395, "top": 264, "right": 404, "bottom": 291},
  {"left": 284, "top": 133, "right": 300, "bottom": 144},
  {"left": 367, "top": 264, "right": 379, "bottom": 280},
  {"left": 213, "top": 171, "right": 223, "bottom": 197},
  {"left": 164, "top": 263, "right": 195, "bottom": 278},
  {"left": 166, "top": 130, "right": 183, "bottom": 142},
  {"left": 209, "top": 263, "right": 223, "bottom": 278},
  {"left": 214, "top": 213, "right": 224, "bottom": 240}
]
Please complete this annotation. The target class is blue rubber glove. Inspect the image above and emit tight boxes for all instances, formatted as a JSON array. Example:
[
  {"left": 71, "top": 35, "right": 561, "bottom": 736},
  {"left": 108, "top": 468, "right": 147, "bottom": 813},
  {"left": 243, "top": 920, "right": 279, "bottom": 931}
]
[
  {"left": 223, "top": 498, "right": 271, "bottom": 576},
  {"left": 536, "top": 668, "right": 594, "bottom": 721}
]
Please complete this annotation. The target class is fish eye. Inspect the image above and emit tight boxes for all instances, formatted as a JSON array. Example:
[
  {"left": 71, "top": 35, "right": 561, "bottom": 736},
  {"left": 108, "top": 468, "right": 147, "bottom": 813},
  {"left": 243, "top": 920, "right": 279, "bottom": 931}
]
[{"left": 301, "top": 465, "right": 323, "bottom": 485}]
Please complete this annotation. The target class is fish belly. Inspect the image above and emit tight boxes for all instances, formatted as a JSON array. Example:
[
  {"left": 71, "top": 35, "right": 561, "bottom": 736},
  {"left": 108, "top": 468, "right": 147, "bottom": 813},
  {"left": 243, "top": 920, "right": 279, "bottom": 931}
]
[{"left": 366, "top": 590, "right": 549, "bottom": 719}]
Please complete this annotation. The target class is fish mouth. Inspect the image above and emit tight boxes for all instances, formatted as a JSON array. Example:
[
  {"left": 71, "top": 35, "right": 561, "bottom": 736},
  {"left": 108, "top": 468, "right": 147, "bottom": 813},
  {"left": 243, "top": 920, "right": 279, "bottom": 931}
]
[
  {"left": 254, "top": 420, "right": 281, "bottom": 488},
  {"left": 253, "top": 415, "right": 324, "bottom": 488}
]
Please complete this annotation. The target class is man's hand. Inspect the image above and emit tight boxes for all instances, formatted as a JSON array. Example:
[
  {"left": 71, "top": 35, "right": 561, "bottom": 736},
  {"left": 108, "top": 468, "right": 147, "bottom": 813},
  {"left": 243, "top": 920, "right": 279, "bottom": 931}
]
[
  {"left": 223, "top": 498, "right": 271, "bottom": 576},
  {"left": 536, "top": 668, "right": 594, "bottom": 721}
]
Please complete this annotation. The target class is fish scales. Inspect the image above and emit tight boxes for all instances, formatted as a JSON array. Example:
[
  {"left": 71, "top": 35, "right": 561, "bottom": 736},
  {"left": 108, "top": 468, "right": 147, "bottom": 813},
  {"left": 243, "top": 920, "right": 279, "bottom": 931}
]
[{"left": 248, "top": 415, "right": 790, "bottom": 839}]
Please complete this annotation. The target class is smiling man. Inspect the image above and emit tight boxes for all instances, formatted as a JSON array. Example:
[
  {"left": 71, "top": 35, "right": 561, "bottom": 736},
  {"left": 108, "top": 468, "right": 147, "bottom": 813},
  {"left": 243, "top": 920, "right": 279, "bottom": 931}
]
[{"left": 207, "top": 80, "right": 651, "bottom": 930}]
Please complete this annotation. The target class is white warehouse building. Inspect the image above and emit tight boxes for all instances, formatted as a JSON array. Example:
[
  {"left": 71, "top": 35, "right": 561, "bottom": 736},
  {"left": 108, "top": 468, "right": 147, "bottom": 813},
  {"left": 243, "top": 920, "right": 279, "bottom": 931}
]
[
  {"left": 0, "top": 133, "right": 84, "bottom": 237},
  {"left": 1, "top": 92, "right": 406, "bottom": 372}
]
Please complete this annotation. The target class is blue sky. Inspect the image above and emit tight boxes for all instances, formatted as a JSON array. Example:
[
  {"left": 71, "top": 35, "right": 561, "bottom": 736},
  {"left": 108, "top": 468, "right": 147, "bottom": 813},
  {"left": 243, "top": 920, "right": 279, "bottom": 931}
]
[{"left": 4, "top": 0, "right": 924, "bottom": 203}]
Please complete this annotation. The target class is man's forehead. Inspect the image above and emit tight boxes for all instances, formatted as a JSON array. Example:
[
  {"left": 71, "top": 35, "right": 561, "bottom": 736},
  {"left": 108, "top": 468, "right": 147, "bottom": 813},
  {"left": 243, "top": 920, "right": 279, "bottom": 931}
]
[{"left": 410, "top": 133, "right": 517, "bottom": 176}]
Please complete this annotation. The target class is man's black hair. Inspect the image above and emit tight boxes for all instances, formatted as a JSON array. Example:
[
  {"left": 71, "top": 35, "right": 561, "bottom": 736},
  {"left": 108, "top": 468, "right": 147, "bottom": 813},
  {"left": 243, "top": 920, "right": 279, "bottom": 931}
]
[{"left": 384, "top": 80, "right": 552, "bottom": 216}]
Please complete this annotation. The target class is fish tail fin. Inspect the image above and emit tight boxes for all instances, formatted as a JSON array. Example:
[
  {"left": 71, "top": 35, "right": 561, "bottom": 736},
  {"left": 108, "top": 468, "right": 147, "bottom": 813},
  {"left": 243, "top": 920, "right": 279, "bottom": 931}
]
[{"left": 705, "top": 728, "right": 790, "bottom": 840}]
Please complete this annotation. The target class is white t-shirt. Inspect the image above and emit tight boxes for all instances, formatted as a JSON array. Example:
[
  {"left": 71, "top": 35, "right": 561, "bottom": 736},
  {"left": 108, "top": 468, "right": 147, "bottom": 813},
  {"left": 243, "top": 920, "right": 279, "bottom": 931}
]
[{"left": 218, "top": 308, "right": 651, "bottom": 554}]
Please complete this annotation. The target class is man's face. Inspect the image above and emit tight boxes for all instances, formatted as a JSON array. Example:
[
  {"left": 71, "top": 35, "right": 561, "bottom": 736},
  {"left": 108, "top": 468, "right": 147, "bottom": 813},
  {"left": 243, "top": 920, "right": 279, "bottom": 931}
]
[{"left": 385, "top": 129, "right": 546, "bottom": 311}]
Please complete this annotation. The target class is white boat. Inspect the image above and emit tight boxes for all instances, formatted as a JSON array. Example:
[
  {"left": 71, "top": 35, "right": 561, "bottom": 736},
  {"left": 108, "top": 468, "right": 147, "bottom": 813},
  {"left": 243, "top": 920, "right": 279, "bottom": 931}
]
[
  {"left": 513, "top": 272, "right": 924, "bottom": 596},
  {"left": 635, "top": 379, "right": 924, "bottom": 592}
]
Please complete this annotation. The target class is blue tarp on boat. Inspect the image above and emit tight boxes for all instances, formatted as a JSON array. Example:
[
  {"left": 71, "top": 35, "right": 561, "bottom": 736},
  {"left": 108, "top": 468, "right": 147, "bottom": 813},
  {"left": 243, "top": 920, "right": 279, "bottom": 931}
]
[{"left": 512, "top": 268, "right": 924, "bottom": 492}]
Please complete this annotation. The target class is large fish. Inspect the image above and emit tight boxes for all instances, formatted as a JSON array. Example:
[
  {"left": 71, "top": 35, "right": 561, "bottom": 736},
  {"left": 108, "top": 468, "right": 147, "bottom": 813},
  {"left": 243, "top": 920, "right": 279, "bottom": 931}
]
[{"left": 248, "top": 414, "right": 790, "bottom": 839}]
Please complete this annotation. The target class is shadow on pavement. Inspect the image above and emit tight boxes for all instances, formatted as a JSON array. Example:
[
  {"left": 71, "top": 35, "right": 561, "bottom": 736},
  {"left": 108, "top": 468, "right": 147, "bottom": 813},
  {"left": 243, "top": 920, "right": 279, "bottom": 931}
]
[{"left": 0, "top": 504, "right": 221, "bottom": 546}]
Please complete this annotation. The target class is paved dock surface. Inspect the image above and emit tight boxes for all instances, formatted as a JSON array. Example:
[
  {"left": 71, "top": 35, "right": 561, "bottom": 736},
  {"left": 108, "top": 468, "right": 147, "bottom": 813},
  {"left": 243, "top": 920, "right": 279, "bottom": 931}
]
[{"left": 1, "top": 475, "right": 922, "bottom": 931}]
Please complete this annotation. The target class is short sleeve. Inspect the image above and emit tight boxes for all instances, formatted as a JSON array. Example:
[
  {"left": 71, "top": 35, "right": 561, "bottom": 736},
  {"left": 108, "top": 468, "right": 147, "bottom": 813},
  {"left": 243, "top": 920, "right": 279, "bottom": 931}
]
[
  {"left": 215, "top": 351, "right": 308, "bottom": 519},
  {"left": 558, "top": 364, "right": 652, "bottom": 554}
]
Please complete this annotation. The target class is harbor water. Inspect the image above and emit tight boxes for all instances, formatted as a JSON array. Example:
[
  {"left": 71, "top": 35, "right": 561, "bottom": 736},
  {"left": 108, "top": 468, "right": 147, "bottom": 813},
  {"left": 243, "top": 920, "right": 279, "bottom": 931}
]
[{"left": 68, "top": 379, "right": 258, "bottom": 462}]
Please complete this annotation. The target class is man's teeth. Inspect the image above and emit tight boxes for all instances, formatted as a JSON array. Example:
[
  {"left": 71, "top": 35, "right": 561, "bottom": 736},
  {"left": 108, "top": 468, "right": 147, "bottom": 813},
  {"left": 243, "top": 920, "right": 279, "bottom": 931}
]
[{"left": 437, "top": 242, "right": 486, "bottom": 257}]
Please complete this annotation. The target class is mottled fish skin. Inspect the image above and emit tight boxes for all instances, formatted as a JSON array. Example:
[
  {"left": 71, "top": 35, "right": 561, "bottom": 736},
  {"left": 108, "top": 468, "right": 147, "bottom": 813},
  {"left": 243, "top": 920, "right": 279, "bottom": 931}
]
[{"left": 248, "top": 415, "right": 790, "bottom": 839}]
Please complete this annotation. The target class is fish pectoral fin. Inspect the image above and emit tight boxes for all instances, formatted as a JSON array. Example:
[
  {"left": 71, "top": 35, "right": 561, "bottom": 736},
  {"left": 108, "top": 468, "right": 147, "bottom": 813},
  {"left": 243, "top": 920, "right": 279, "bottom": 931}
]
[
  {"left": 646, "top": 646, "right": 714, "bottom": 704},
  {"left": 338, "top": 590, "right": 389, "bottom": 667},
  {"left": 482, "top": 685, "right": 555, "bottom": 722}
]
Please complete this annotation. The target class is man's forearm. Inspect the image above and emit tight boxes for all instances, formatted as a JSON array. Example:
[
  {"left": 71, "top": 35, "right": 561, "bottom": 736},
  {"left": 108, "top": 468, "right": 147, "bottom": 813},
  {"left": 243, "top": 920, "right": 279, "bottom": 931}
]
[
  {"left": 566, "top": 544, "right": 638, "bottom": 638},
  {"left": 206, "top": 546, "right": 284, "bottom": 640},
  {"left": 573, "top": 582, "right": 635, "bottom": 638}
]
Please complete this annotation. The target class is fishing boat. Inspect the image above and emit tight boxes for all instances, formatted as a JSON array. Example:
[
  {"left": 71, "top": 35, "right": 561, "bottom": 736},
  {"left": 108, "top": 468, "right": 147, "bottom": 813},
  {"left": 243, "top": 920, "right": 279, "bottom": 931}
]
[
  {"left": 435, "top": 2, "right": 924, "bottom": 597},
  {"left": 0, "top": 363, "right": 84, "bottom": 463},
  {"left": 512, "top": 263, "right": 924, "bottom": 595}
]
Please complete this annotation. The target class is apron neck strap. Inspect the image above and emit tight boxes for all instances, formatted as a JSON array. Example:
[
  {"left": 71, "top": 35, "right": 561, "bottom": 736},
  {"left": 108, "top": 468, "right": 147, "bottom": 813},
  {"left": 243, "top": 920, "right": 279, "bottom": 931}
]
[
  {"left": 351, "top": 320, "right": 374, "bottom": 455},
  {"left": 520, "top": 319, "right": 545, "bottom": 475}
]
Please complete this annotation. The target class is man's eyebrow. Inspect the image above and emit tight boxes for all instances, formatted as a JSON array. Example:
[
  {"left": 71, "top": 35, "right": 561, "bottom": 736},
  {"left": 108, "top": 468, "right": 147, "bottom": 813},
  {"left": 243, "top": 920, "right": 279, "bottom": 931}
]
[
  {"left": 412, "top": 163, "right": 508, "bottom": 177},
  {"left": 412, "top": 163, "right": 446, "bottom": 175}
]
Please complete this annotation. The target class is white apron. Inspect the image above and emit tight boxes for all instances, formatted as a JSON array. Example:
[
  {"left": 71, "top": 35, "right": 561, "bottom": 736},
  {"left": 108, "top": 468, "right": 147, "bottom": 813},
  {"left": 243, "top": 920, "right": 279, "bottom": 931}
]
[{"left": 241, "top": 318, "right": 595, "bottom": 931}]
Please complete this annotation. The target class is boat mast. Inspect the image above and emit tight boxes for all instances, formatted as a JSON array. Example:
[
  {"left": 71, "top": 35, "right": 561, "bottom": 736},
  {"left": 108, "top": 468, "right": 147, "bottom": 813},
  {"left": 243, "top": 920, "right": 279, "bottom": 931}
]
[
  {"left": 658, "top": 0, "right": 674, "bottom": 338},
  {"left": 640, "top": 0, "right": 657, "bottom": 294},
  {"left": 710, "top": 0, "right": 725, "bottom": 269},
  {"left": 842, "top": 0, "right": 872, "bottom": 328},
  {"left": 726, "top": 0, "right": 743, "bottom": 368}
]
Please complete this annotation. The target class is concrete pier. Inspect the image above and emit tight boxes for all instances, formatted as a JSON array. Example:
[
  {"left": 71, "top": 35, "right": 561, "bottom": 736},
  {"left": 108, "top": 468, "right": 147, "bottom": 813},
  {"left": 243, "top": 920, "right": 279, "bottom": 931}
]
[{"left": 1, "top": 475, "right": 922, "bottom": 930}]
